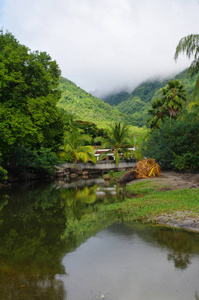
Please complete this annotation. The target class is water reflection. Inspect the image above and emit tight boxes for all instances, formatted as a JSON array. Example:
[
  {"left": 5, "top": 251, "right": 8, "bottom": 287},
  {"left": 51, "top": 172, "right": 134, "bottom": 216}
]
[
  {"left": 152, "top": 228, "right": 199, "bottom": 269},
  {"left": 61, "top": 222, "right": 199, "bottom": 300},
  {"left": 0, "top": 184, "right": 67, "bottom": 299},
  {"left": 0, "top": 182, "right": 199, "bottom": 299},
  {"left": 0, "top": 182, "right": 115, "bottom": 300},
  {"left": 124, "top": 223, "right": 199, "bottom": 270}
]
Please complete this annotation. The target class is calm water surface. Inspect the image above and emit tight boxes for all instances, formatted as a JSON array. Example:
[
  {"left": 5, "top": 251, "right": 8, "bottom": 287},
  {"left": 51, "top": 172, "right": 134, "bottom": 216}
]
[{"left": 0, "top": 180, "right": 199, "bottom": 300}]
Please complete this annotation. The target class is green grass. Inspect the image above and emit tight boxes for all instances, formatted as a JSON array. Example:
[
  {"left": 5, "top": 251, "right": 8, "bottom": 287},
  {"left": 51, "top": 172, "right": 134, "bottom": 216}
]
[{"left": 99, "top": 179, "right": 199, "bottom": 223}]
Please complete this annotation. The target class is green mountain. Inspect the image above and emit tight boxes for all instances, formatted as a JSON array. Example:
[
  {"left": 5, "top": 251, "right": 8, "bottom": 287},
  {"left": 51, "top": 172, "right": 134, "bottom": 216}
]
[
  {"left": 103, "top": 69, "right": 198, "bottom": 126},
  {"left": 58, "top": 77, "right": 129, "bottom": 128},
  {"left": 103, "top": 91, "right": 129, "bottom": 106},
  {"left": 58, "top": 70, "right": 198, "bottom": 129}
]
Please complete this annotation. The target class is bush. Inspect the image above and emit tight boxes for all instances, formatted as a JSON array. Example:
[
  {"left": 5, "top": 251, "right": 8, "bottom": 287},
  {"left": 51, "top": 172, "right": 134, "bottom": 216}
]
[
  {"left": 6, "top": 147, "right": 60, "bottom": 176},
  {"left": 0, "top": 166, "right": 8, "bottom": 181},
  {"left": 171, "top": 152, "right": 199, "bottom": 171},
  {"left": 141, "top": 114, "right": 199, "bottom": 170},
  {"left": 58, "top": 151, "right": 74, "bottom": 163}
]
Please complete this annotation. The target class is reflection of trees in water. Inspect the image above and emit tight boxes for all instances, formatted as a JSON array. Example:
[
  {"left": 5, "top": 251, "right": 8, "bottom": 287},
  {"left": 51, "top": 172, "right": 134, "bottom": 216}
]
[
  {"left": 0, "top": 182, "right": 115, "bottom": 299},
  {"left": 195, "top": 292, "right": 199, "bottom": 300},
  {"left": 0, "top": 184, "right": 69, "bottom": 299},
  {"left": 168, "top": 251, "right": 191, "bottom": 269},
  {"left": 0, "top": 273, "right": 66, "bottom": 300},
  {"left": 60, "top": 184, "right": 98, "bottom": 220},
  {"left": 153, "top": 229, "right": 198, "bottom": 270},
  {"left": 125, "top": 223, "right": 199, "bottom": 271}
]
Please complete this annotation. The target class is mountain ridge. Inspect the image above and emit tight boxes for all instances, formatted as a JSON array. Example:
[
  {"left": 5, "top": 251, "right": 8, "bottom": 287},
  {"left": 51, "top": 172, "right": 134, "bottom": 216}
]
[
  {"left": 58, "top": 69, "right": 198, "bottom": 128},
  {"left": 103, "top": 69, "right": 198, "bottom": 126}
]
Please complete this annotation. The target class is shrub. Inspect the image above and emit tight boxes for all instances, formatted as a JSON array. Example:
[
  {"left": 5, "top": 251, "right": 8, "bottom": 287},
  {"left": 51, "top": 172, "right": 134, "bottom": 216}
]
[
  {"left": 141, "top": 114, "right": 199, "bottom": 170},
  {"left": 171, "top": 152, "right": 199, "bottom": 171},
  {"left": 0, "top": 166, "right": 8, "bottom": 181},
  {"left": 6, "top": 147, "right": 60, "bottom": 176}
]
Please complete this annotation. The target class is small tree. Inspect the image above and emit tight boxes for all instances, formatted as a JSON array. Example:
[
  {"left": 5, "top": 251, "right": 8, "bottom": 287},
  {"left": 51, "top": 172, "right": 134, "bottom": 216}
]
[
  {"left": 59, "top": 130, "right": 97, "bottom": 164},
  {"left": 148, "top": 98, "right": 168, "bottom": 128},
  {"left": 147, "top": 80, "right": 187, "bottom": 127},
  {"left": 161, "top": 80, "right": 187, "bottom": 122},
  {"left": 95, "top": 122, "right": 134, "bottom": 166}
]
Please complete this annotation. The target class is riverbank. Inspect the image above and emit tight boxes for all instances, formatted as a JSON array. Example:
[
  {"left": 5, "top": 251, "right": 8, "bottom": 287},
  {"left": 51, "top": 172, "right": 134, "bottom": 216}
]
[{"left": 101, "top": 171, "right": 199, "bottom": 233}]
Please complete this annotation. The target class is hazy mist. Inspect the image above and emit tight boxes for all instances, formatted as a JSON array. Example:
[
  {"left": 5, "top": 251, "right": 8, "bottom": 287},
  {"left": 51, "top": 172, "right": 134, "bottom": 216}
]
[{"left": 1, "top": 0, "right": 199, "bottom": 97}]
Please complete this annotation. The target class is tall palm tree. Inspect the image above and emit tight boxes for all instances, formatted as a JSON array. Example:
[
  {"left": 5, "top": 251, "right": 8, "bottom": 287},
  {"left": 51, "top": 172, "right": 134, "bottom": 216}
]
[
  {"left": 175, "top": 34, "right": 199, "bottom": 116},
  {"left": 175, "top": 34, "right": 199, "bottom": 76},
  {"left": 95, "top": 122, "right": 134, "bottom": 166},
  {"left": 59, "top": 130, "right": 97, "bottom": 163},
  {"left": 161, "top": 80, "right": 187, "bottom": 122}
]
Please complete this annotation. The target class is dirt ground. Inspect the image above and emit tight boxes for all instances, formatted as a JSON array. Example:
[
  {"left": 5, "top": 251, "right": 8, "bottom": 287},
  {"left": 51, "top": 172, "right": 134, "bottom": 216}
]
[
  {"left": 129, "top": 171, "right": 199, "bottom": 190},
  {"left": 128, "top": 171, "right": 199, "bottom": 233}
]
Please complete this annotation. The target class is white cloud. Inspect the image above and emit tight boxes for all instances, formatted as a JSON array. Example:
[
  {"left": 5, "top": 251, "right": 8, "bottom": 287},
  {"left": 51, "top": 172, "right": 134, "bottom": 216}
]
[{"left": 1, "top": 0, "right": 199, "bottom": 97}]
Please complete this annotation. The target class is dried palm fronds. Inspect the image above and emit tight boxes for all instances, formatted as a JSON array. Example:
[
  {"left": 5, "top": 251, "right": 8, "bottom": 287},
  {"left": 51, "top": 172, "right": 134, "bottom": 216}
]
[{"left": 133, "top": 159, "right": 161, "bottom": 179}]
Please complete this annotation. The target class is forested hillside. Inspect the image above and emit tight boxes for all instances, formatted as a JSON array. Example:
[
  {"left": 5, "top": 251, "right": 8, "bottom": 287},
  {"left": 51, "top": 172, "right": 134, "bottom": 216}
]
[
  {"left": 103, "top": 69, "right": 199, "bottom": 126},
  {"left": 58, "top": 77, "right": 131, "bottom": 128}
]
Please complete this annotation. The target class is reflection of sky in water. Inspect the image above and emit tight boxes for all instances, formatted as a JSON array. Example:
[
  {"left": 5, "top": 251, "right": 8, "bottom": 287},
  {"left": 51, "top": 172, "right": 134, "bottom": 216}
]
[{"left": 58, "top": 223, "right": 199, "bottom": 300}]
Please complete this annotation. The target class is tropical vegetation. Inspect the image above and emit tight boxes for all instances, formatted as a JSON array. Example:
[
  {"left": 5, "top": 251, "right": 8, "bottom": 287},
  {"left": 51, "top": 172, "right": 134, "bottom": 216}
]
[
  {"left": 142, "top": 34, "right": 199, "bottom": 171},
  {"left": 0, "top": 30, "right": 64, "bottom": 179},
  {"left": 103, "top": 69, "right": 199, "bottom": 126},
  {"left": 94, "top": 122, "right": 135, "bottom": 166},
  {"left": 175, "top": 34, "right": 199, "bottom": 118},
  {"left": 148, "top": 79, "right": 187, "bottom": 128},
  {"left": 142, "top": 116, "right": 199, "bottom": 170},
  {"left": 0, "top": 29, "right": 199, "bottom": 181},
  {"left": 59, "top": 130, "right": 97, "bottom": 164},
  {"left": 58, "top": 76, "right": 126, "bottom": 128},
  {"left": 175, "top": 34, "right": 199, "bottom": 76}
]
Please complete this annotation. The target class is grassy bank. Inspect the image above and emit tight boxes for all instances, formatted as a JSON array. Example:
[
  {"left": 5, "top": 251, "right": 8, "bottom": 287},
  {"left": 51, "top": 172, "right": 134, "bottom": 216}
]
[{"left": 100, "top": 172, "right": 199, "bottom": 225}]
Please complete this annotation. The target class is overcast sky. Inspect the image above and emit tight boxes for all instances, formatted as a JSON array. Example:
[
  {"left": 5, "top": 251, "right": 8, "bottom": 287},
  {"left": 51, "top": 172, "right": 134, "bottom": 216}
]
[{"left": 1, "top": 0, "right": 199, "bottom": 97}]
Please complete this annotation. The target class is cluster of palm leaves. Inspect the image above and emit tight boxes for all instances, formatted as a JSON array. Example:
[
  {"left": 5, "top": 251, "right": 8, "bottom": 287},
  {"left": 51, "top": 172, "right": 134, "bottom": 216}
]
[
  {"left": 59, "top": 123, "right": 135, "bottom": 166},
  {"left": 58, "top": 130, "right": 97, "bottom": 164},
  {"left": 148, "top": 34, "right": 199, "bottom": 129},
  {"left": 175, "top": 34, "right": 199, "bottom": 115},
  {"left": 174, "top": 34, "right": 199, "bottom": 76},
  {"left": 94, "top": 122, "right": 135, "bottom": 166},
  {"left": 148, "top": 79, "right": 187, "bottom": 128}
]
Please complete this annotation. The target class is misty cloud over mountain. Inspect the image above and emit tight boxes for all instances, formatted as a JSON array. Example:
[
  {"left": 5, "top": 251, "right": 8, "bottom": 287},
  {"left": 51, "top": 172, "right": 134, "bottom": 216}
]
[{"left": 1, "top": 0, "right": 199, "bottom": 96}]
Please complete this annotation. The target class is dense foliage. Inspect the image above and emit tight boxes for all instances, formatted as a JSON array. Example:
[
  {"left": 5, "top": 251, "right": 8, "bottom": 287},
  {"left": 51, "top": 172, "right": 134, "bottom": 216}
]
[
  {"left": 0, "top": 30, "right": 64, "bottom": 178},
  {"left": 1, "top": 30, "right": 198, "bottom": 179},
  {"left": 148, "top": 79, "right": 187, "bottom": 128},
  {"left": 95, "top": 122, "right": 135, "bottom": 166},
  {"left": 141, "top": 34, "right": 199, "bottom": 172},
  {"left": 142, "top": 115, "right": 199, "bottom": 170},
  {"left": 73, "top": 120, "right": 108, "bottom": 144},
  {"left": 59, "top": 130, "right": 97, "bottom": 163},
  {"left": 58, "top": 76, "right": 128, "bottom": 128}
]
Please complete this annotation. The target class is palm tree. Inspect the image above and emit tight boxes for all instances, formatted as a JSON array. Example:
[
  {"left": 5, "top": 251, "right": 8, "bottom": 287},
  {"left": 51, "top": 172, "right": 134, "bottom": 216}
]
[
  {"left": 161, "top": 80, "right": 187, "bottom": 122},
  {"left": 95, "top": 122, "right": 134, "bottom": 166},
  {"left": 147, "top": 80, "right": 186, "bottom": 127},
  {"left": 175, "top": 34, "right": 199, "bottom": 116},
  {"left": 59, "top": 130, "right": 97, "bottom": 164},
  {"left": 175, "top": 34, "right": 199, "bottom": 76},
  {"left": 148, "top": 98, "right": 168, "bottom": 129}
]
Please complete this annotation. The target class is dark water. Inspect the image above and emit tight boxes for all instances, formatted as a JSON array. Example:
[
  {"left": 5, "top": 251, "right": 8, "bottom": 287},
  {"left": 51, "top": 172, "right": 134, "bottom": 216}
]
[{"left": 0, "top": 181, "right": 199, "bottom": 300}]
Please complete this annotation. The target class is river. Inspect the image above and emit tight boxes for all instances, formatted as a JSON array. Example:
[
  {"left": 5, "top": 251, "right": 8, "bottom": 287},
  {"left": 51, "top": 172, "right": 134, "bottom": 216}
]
[{"left": 0, "top": 180, "right": 199, "bottom": 300}]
